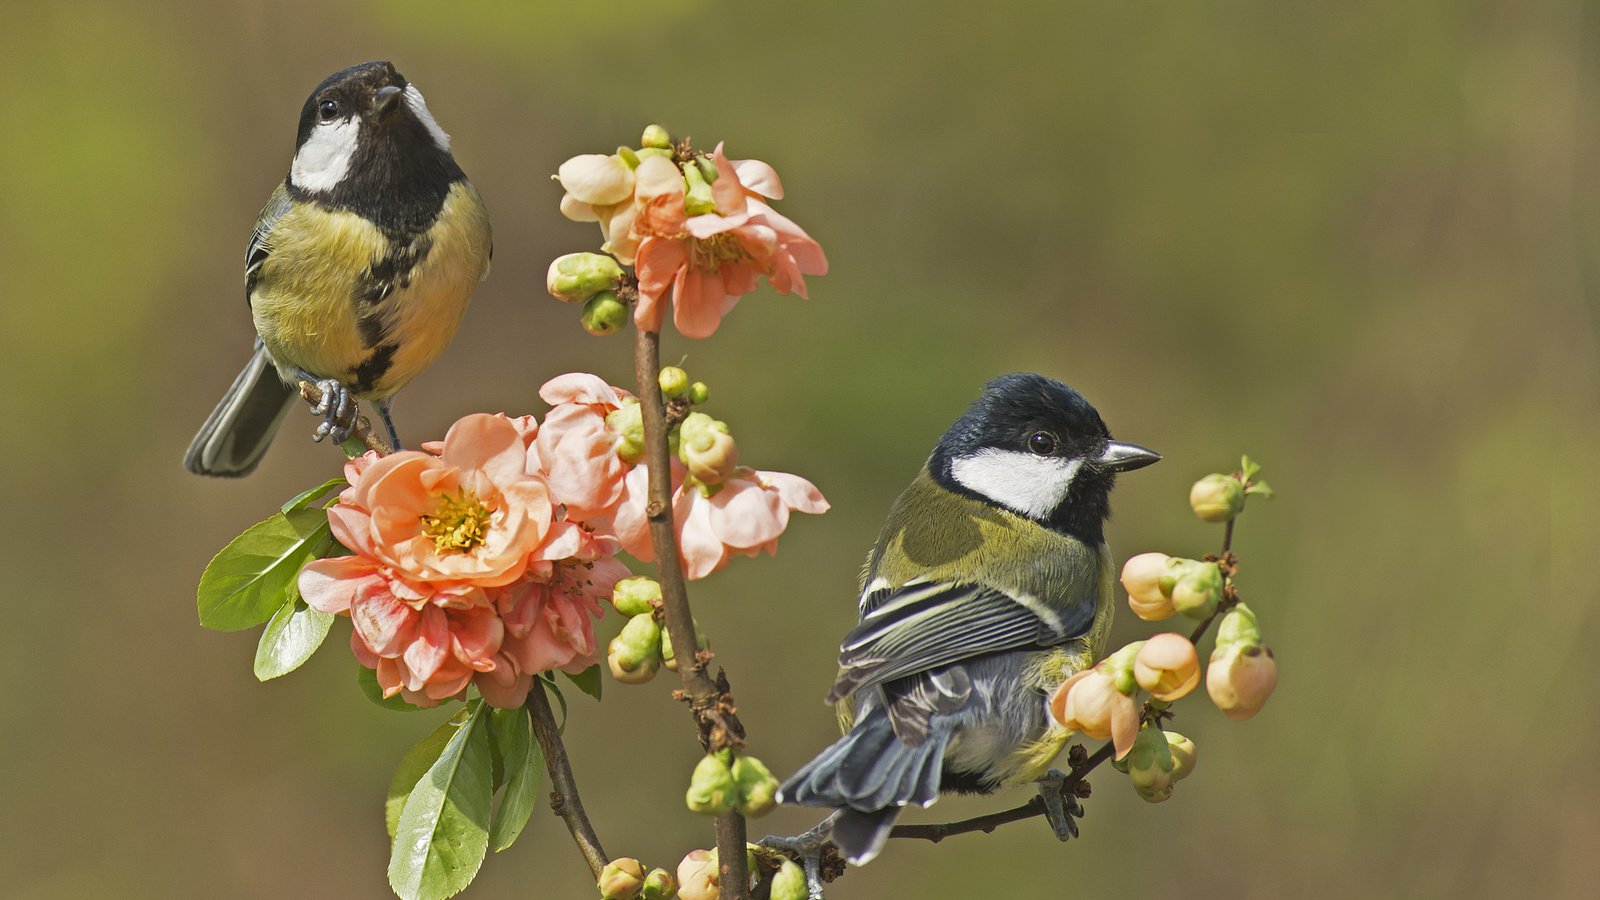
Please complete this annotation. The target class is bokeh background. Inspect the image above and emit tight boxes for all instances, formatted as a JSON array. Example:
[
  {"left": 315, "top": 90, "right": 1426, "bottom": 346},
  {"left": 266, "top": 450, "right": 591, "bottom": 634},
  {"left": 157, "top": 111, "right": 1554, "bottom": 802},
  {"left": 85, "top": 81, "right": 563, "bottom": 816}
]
[{"left": 2, "top": 1, "right": 1595, "bottom": 897}]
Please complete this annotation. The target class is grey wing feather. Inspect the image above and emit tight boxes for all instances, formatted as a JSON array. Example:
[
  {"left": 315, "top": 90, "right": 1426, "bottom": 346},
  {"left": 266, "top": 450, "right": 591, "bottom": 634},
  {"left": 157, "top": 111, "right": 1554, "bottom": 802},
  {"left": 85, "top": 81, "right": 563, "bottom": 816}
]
[
  {"left": 245, "top": 182, "right": 293, "bottom": 297},
  {"left": 824, "top": 580, "right": 1093, "bottom": 704}
]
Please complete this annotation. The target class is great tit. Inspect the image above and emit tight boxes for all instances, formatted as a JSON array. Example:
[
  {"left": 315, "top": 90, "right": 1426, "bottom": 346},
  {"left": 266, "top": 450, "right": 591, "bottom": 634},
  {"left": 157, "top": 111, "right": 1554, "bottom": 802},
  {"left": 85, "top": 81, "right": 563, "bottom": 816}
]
[
  {"left": 777, "top": 373, "right": 1160, "bottom": 866},
  {"left": 184, "top": 61, "right": 492, "bottom": 477}
]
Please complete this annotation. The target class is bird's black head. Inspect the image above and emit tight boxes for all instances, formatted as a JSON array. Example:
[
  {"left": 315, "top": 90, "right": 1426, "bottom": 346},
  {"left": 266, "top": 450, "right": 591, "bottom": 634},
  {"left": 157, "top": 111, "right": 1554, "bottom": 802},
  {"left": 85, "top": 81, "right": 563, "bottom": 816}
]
[
  {"left": 929, "top": 373, "right": 1160, "bottom": 544},
  {"left": 286, "top": 61, "right": 465, "bottom": 232}
]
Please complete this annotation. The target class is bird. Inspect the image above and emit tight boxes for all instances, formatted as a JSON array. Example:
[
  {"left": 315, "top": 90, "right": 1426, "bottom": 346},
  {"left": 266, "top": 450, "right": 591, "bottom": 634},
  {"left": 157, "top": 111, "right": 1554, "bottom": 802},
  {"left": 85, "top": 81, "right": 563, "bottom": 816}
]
[
  {"left": 184, "top": 60, "right": 492, "bottom": 477},
  {"left": 776, "top": 373, "right": 1160, "bottom": 866}
]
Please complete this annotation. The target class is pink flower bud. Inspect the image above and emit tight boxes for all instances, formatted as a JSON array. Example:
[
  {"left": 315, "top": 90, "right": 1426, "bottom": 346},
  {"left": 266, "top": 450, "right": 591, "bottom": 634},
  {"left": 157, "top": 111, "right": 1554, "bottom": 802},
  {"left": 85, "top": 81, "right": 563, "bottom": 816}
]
[
  {"left": 1206, "top": 643, "right": 1278, "bottom": 720},
  {"left": 1047, "top": 667, "right": 1140, "bottom": 760},
  {"left": 598, "top": 857, "right": 645, "bottom": 900},
  {"left": 677, "top": 850, "right": 719, "bottom": 900},
  {"left": 556, "top": 153, "right": 635, "bottom": 206},
  {"left": 1133, "top": 633, "right": 1201, "bottom": 701},
  {"left": 1121, "top": 552, "right": 1176, "bottom": 621},
  {"left": 1190, "top": 473, "right": 1245, "bottom": 523}
]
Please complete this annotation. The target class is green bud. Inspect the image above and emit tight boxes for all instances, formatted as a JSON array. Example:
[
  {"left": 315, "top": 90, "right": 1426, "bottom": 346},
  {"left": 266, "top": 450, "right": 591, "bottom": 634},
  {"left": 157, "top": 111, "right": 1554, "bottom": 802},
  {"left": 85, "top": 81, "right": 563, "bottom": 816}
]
[
  {"left": 548, "top": 252, "right": 625, "bottom": 303},
  {"left": 616, "top": 146, "right": 641, "bottom": 169},
  {"left": 581, "top": 291, "right": 630, "bottom": 336},
  {"left": 659, "top": 366, "right": 691, "bottom": 399},
  {"left": 611, "top": 576, "right": 662, "bottom": 617},
  {"left": 641, "top": 124, "right": 672, "bottom": 150},
  {"left": 1127, "top": 727, "right": 1175, "bottom": 803},
  {"left": 661, "top": 617, "right": 708, "bottom": 672},
  {"left": 695, "top": 156, "right": 720, "bottom": 184},
  {"left": 689, "top": 381, "right": 710, "bottom": 405},
  {"left": 683, "top": 162, "right": 717, "bottom": 216},
  {"left": 1164, "top": 731, "right": 1197, "bottom": 781},
  {"left": 1215, "top": 603, "right": 1263, "bottom": 651},
  {"left": 598, "top": 858, "right": 646, "bottom": 900},
  {"left": 1104, "top": 641, "right": 1144, "bottom": 696},
  {"left": 635, "top": 147, "right": 674, "bottom": 161},
  {"left": 605, "top": 401, "right": 646, "bottom": 464},
  {"left": 1190, "top": 473, "right": 1246, "bottom": 523},
  {"left": 608, "top": 614, "right": 663, "bottom": 684},
  {"left": 1170, "top": 563, "right": 1223, "bottom": 619},
  {"left": 686, "top": 752, "right": 737, "bottom": 816},
  {"left": 769, "top": 860, "right": 806, "bottom": 900},
  {"left": 730, "top": 753, "right": 779, "bottom": 818},
  {"left": 640, "top": 868, "right": 676, "bottom": 900}
]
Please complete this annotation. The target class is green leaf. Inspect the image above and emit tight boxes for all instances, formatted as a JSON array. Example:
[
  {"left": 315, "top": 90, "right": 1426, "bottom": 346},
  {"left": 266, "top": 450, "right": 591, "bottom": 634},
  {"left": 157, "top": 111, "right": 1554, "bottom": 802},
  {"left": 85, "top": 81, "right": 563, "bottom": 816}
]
[
  {"left": 1240, "top": 455, "right": 1262, "bottom": 482},
  {"left": 359, "top": 665, "right": 428, "bottom": 712},
  {"left": 1245, "top": 480, "right": 1275, "bottom": 499},
  {"left": 540, "top": 675, "right": 569, "bottom": 733},
  {"left": 252, "top": 598, "right": 333, "bottom": 681},
  {"left": 389, "top": 700, "right": 492, "bottom": 900},
  {"left": 564, "top": 664, "right": 603, "bottom": 702},
  {"left": 388, "top": 708, "right": 472, "bottom": 838},
  {"left": 487, "top": 706, "right": 541, "bottom": 852},
  {"left": 197, "top": 508, "right": 333, "bottom": 632},
  {"left": 280, "top": 477, "right": 347, "bottom": 513}
]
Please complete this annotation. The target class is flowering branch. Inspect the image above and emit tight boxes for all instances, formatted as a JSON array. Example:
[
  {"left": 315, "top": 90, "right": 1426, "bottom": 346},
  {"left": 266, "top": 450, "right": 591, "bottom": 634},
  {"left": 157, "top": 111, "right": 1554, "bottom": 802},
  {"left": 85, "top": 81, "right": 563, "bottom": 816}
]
[
  {"left": 634, "top": 325, "right": 751, "bottom": 899},
  {"left": 526, "top": 680, "right": 609, "bottom": 879},
  {"left": 295, "top": 380, "right": 393, "bottom": 456},
  {"left": 889, "top": 744, "right": 1112, "bottom": 844}
]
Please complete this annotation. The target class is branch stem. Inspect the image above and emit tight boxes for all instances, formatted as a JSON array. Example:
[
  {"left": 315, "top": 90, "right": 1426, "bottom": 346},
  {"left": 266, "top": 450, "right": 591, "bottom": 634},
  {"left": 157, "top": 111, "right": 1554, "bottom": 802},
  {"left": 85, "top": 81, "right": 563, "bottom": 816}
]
[
  {"left": 295, "top": 381, "right": 392, "bottom": 456},
  {"left": 527, "top": 680, "right": 609, "bottom": 879}
]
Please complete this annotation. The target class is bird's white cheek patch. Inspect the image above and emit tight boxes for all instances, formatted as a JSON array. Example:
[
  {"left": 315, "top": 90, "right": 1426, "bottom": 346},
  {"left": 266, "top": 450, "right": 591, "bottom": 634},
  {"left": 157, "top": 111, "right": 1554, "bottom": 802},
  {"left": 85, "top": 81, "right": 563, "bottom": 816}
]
[
  {"left": 291, "top": 117, "right": 360, "bottom": 193},
  {"left": 404, "top": 85, "right": 451, "bottom": 152},
  {"left": 950, "top": 450, "right": 1081, "bottom": 519}
]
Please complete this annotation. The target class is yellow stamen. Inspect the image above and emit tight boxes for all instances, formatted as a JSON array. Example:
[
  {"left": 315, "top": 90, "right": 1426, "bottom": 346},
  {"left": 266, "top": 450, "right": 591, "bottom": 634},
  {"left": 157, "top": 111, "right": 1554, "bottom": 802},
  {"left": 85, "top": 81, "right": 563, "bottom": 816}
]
[
  {"left": 690, "top": 233, "right": 750, "bottom": 272},
  {"left": 419, "top": 491, "right": 492, "bottom": 553}
]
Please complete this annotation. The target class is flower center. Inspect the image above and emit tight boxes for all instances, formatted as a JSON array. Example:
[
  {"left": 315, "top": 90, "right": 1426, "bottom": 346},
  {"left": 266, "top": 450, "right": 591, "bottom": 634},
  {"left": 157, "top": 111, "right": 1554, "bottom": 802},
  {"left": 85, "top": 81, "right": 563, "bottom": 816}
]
[
  {"left": 690, "top": 233, "right": 750, "bottom": 272},
  {"left": 419, "top": 491, "right": 492, "bottom": 554}
]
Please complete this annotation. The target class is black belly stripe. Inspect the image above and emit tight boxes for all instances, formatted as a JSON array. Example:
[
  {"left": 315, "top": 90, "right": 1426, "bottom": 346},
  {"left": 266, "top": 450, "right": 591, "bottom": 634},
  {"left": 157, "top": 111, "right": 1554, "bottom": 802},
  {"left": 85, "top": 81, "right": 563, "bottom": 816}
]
[
  {"left": 355, "top": 233, "right": 434, "bottom": 349},
  {"left": 351, "top": 342, "right": 398, "bottom": 394}
]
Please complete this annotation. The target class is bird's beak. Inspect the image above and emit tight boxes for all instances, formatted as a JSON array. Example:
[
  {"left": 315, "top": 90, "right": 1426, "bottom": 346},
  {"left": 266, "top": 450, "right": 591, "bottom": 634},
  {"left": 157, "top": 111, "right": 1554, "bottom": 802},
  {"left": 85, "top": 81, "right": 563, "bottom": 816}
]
[
  {"left": 1097, "top": 440, "right": 1161, "bottom": 472},
  {"left": 371, "top": 85, "right": 404, "bottom": 118}
]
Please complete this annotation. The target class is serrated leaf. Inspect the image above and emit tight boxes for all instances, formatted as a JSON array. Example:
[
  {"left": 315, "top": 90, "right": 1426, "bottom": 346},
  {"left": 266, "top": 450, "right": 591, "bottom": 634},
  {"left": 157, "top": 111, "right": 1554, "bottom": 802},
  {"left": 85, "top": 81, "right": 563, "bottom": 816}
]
[
  {"left": 280, "top": 477, "right": 348, "bottom": 513},
  {"left": 487, "top": 706, "right": 541, "bottom": 852},
  {"left": 389, "top": 700, "right": 492, "bottom": 900},
  {"left": 388, "top": 708, "right": 472, "bottom": 838},
  {"left": 197, "top": 508, "right": 333, "bottom": 632},
  {"left": 253, "top": 598, "right": 333, "bottom": 681},
  {"left": 359, "top": 665, "right": 428, "bottom": 712},
  {"left": 564, "top": 665, "right": 603, "bottom": 702}
]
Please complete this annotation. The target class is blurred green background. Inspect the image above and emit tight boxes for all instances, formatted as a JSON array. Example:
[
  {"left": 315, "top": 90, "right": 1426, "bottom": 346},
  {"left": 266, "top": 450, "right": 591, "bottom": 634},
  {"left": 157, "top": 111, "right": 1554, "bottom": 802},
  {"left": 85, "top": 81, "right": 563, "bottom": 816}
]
[{"left": 1, "top": 1, "right": 1594, "bottom": 897}]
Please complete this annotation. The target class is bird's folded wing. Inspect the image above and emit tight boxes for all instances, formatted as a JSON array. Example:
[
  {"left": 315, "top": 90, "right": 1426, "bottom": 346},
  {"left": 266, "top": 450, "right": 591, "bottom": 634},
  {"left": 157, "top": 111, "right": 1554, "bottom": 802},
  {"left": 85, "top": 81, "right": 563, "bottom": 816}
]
[
  {"left": 245, "top": 183, "right": 293, "bottom": 296},
  {"left": 825, "top": 579, "right": 1094, "bottom": 703}
]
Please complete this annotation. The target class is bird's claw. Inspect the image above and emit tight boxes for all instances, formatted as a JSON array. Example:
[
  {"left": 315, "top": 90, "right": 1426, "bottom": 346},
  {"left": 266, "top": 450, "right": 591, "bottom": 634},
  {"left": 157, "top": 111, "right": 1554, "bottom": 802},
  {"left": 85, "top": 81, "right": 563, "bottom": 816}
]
[
  {"left": 1037, "top": 768, "right": 1085, "bottom": 842},
  {"left": 308, "top": 378, "right": 357, "bottom": 444},
  {"left": 760, "top": 819, "right": 835, "bottom": 900}
]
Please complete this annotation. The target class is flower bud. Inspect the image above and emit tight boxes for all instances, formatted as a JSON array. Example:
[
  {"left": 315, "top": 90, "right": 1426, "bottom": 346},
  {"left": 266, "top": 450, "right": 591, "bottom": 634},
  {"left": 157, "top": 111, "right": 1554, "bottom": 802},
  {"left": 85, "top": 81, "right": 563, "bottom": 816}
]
[
  {"left": 557, "top": 153, "right": 636, "bottom": 206},
  {"left": 1215, "top": 602, "right": 1263, "bottom": 651},
  {"left": 640, "top": 868, "right": 676, "bottom": 900},
  {"left": 1207, "top": 643, "right": 1277, "bottom": 720},
  {"left": 1190, "top": 473, "right": 1246, "bottom": 523},
  {"left": 730, "top": 753, "right": 779, "bottom": 818},
  {"left": 679, "top": 412, "right": 738, "bottom": 485},
  {"left": 582, "top": 291, "right": 631, "bottom": 336},
  {"left": 607, "top": 614, "right": 662, "bottom": 684},
  {"left": 1133, "top": 633, "right": 1201, "bottom": 701},
  {"left": 1121, "top": 552, "right": 1176, "bottom": 620},
  {"left": 615, "top": 146, "right": 641, "bottom": 169},
  {"left": 659, "top": 366, "right": 691, "bottom": 399},
  {"left": 1126, "top": 727, "right": 1175, "bottom": 802},
  {"left": 1047, "top": 666, "right": 1140, "bottom": 760},
  {"left": 686, "top": 752, "right": 737, "bottom": 816},
  {"left": 598, "top": 858, "right": 645, "bottom": 900},
  {"left": 661, "top": 617, "right": 708, "bottom": 672},
  {"left": 1164, "top": 731, "right": 1197, "bottom": 781},
  {"left": 635, "top": 147, "right": 674, "bottom": 162},
  {"left": 676, "top": 850, "right": 718, "bottom": 900},
  {"left": 548, "top": 252, "right": 625, "bottom": 303},
  {"left": 695, "top": 156, "right": 720, "bottom": 185},
  {"left": 1170, "top": 562, "right": 1223, "bottom": 619},
  {"left": 689, "top": 381, "right": 710, "bottom": 405},
  {"left": 769, "top": 860, "right": 806, "bottom": 900},
  {"left": 682, "top": 162, "right": 717, "bottom": 216},
  {"left": 605, "top": 401, "right": 646, "bottom": 464},
  {"left": 641, "top": 124, "right": 672, "bottom": 150},
  {"left": 611, "top": 576, "right": 662, "bottom": 617}
]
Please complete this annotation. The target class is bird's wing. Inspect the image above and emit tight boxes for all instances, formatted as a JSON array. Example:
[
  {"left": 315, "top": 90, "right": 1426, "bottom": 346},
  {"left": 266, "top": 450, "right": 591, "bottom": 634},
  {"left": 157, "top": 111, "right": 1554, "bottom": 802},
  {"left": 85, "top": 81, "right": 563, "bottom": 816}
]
[
  {"left": 825, "top": 578, "right": 1094, "bottom": 704},
  {"left": 245, "top": 182, "right": 293, "bottom": 299}
]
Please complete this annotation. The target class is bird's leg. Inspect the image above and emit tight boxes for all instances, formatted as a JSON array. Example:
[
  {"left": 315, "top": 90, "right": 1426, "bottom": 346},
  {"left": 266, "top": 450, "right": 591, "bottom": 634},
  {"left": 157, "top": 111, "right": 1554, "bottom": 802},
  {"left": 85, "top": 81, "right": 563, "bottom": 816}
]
[
  {"left": 300, "top": 372, "right": 358, "bottom": 444},
  {"left": 759, "top": 814, "right": 837, "bottom": 900},
  {"left": 376, "top": 398, "right": 402, "bottom": 450},
  {"left": 1035, "top": 768, "right": 1085, "bottom": 841}
]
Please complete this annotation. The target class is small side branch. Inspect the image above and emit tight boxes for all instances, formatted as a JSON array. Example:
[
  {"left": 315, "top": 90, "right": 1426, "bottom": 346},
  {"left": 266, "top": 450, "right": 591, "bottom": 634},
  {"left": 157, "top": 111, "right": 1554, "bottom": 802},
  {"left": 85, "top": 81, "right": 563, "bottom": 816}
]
[
  {"left": 527, "top": 680, "right": 609, "bottom": 879},
  {"left": 889, "top": 744, "right": 1113, "bottom": 844}
]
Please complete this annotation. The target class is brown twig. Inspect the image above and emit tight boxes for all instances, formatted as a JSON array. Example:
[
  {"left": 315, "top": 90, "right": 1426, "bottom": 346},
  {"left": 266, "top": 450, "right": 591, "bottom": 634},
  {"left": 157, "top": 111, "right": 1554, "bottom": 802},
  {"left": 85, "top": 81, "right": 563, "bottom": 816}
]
[
  {"left": 634, "top": 325, "right": 750, "bottom": 900},
  {"left": 295, "top": 381, "right": 393, "bottom": 456},
  {"left": 526, "top": 679, "right": 609, "bottom": 879}
]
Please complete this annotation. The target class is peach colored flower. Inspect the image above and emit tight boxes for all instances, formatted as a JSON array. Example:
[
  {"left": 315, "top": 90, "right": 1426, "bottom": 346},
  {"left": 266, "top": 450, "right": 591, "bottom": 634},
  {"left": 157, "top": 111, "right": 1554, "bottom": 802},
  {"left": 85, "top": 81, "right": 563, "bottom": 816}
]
[
  {"left": 327, "top": 413, "right": 552, "bottom": 589},
  {"left": 1133, "top": 633, "right": 1201, "bottom": 701},
  {"left": 1048, "top": 666, "right": 1140, "bottom": 760},
  {"left": 533, "top": 374, "right": 636, "bottom": 522}
]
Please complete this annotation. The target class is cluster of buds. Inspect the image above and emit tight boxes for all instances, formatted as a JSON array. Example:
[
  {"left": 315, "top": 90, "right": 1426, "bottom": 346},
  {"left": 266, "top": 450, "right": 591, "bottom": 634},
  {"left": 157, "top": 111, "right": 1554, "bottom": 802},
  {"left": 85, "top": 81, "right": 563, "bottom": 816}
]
[
  {"left": 1206, "top": 604, "right": 1277, "bottom": 720},
  {"left": 1113, "top": 727, "right": 1198, "bottom": 803},
  {"left": 598, "top": 857, "right": 677, "bottom": 900},
  {"left": 685, "top": 749, "right": 779, "bottom": 818},
  {"left": 547, "top": 251, "right": 630, "bottom": 336},
  {"left": 605, "top": 577, "right": 710, "bottom": 684},
  {"left": 676, "top": 845, "right": 804, "bottom": 900},
  {"left": 1049, "top": 634, "right": 1202, "bottom": 768},
  {"left": 1121, "top": 553, "right": 1225, "bottom": 620}
]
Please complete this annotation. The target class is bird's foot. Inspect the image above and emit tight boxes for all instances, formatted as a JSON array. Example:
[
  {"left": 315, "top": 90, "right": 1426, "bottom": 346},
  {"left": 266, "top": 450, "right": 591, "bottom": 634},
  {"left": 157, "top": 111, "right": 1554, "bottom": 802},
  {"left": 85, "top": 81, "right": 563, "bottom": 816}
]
[
  {"left": 1036, "top": 768, "right": 1086, "bottom": 842},
  {"left": 759, "top": 817, "right": 838, "bottom": 900},
  {"left": 305, "top": 377, "right": 358, "bottom": 444}
]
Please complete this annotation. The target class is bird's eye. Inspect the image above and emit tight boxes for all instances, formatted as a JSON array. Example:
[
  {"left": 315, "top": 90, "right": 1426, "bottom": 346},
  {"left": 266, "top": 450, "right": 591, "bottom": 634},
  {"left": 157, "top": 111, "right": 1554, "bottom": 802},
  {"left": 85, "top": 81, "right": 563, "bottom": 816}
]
[
  {"left": 317, "top": 99, "right": 340, "bottom": 122},
  {"left": 1027, "top": 431, "right": 1058, "bottom": 456}
]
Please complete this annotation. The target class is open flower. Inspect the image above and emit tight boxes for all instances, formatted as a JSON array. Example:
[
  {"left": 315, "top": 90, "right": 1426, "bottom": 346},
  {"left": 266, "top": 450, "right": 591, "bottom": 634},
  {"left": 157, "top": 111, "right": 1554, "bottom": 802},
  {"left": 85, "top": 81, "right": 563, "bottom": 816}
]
[
  {"left": 533, "top": 374, "right": 636, "bottom": 522},
  {"left": 1048, "top": 665, "right": 1140, "bottom": 759}
]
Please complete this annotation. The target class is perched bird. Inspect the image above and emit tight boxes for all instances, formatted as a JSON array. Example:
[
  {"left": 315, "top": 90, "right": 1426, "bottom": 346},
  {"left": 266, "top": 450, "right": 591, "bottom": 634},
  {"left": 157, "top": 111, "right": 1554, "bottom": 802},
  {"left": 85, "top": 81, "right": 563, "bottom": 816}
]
[
  {"left": 185, "top": 61, "right": 492, "bottom": 476},
  {"left": 777, "top": 373, "right": 1159, "bottom": 865}
]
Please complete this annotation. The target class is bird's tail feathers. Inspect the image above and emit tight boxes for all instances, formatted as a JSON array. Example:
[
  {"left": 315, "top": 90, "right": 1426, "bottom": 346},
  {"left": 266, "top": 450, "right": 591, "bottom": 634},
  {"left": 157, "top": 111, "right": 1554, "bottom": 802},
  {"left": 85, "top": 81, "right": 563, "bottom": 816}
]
[{"left": 184, "top": 344, "right": 294, "bottom": 477}]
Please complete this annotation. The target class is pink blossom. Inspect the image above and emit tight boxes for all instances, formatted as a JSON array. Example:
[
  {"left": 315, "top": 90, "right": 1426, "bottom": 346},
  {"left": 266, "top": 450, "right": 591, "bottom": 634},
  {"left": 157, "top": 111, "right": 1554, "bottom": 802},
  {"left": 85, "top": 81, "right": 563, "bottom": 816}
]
[
  {"left": 1048, "top": 666, "right": 1141, "bottom": 760},
  {"left": 533, "top": 374, "right": 635, "bottom": 522}
]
